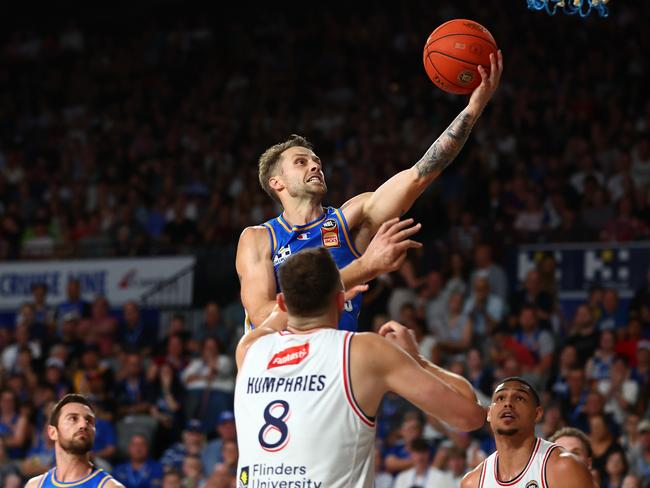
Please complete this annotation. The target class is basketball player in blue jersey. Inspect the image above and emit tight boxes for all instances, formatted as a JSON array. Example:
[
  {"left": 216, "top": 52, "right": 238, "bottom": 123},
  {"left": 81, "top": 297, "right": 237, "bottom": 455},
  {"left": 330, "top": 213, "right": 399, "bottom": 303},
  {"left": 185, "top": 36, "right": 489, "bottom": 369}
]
[
  {"left": 25, "top": 394, "right": 123, "bottom": 488},
  {"left": 237, "top": 50, "right": 504, "bottom": 332}
]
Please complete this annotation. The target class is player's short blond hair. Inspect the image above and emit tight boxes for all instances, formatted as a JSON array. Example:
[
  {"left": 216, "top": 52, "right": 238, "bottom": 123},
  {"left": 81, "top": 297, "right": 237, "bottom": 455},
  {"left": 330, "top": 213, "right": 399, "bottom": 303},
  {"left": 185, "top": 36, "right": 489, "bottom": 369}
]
[{"left": 258, "top": 134, "right": 313, "bottom": 202}]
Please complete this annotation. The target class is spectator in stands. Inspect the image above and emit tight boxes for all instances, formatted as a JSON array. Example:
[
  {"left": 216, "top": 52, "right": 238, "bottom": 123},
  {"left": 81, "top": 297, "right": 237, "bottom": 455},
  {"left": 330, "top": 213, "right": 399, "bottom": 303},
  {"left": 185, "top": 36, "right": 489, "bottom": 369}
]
[
  {"left": 191, "top": 302, "right": 233, "bottom": 355},
  {"left": 55, "top": 278, "right": 90, "bottom": 325},
  {"left": 0, "top": 437, "right": 21, "bottom": 487},
  {"left": 442, "top": 251, "right": 469, "bottom": 299},
  {"left": 587, "top": 330, "right": 618, "bottom": 381},
  {"left": 181, "top": 454, "right": 205, "bottom": 488},
  {"left": 511, "top": 269, "right": 554, "bottom": 325},
  {"left": 20, "top": 417, "right": 55, "bottom": 480},
  {"left": 393, "top": 438, "right": 435, "bottom": 488},
  {"left": 115, "top": 351, "right": 155, "bottom": 419},
  {"left": 601, "top": 197, "right": 650, "bottom": 242},
  {"left": 43, "top": 357, "right": 70, "bottom": 398},
  {"left": 431, "top": 292, "right": 473, "bottom": 359},
  {"left": 384, "top": 416, "right": 425, "bottom": 474},
  {"left": 604, "top": 450, "right": 629, "bottom": 488},
  {"left": 512, "top": 305, "right": 555, "bottom": 387},
  {"left": 463, "top": 274, "right": 505, "bottom": 337},
  {"left": 161, "top": 471, "right": 182, "bottom": 488},
  {"left": 630, "top": 269, "right": 650, "bottom": 321},
  {"left": 29, "top": 284, "right": 54, "bottom": 335},
  {"left": 548, "top": 344, "right": 579, "bottom": 397},
  {"left": 616, "top": 318, "right": 644, "bottom": 367},
  {"left": 598, "top": 289, "right": 628, "bottom": 332},
  {"left": 466, "top": 348, "right": 494, "bottom": 399},
  {"left": 154, "top": 333, "right": 188, "bottom": 374},
  {"left": 627, "top": 419, "right": 650, "bottom": 486},
  {"left": 470, "top": 243, "right": 508, "bottom": 302},
  {"left": 181, "top": 337, "right": 234, "bottom": 432},
  {"left": 82, "top": 296, "right": 118, "bottom": 357},
  {"left": 590, "top": 413, "right": 625, "bottom": 483},
  {"left": 568, "top": 304, "right": 601, "bottom": 367},
  {"left": 117, "top": 301, "right": 157, "bottom": 356},
  {"left": 373, "top": 445, "right": 393, "bottom": 488},
  {"left": 109, "top": 204, "right": 149, "bottom": 256},
  {"left": 113, "top": 434, "right": 164, "bottom": 488},
  {"left": 161, "top": 419, "right": 206, "bottom": 472},
  {"left": 92, "top": 415, "right": 118, "bottom": 467},
  {"left": 150, "top": 362, "right": 184, "bottom": 449},
  {"left": 1, "top": 323, "right": 41, "bottom": 372},
  {"left": 16, "top": 302, "right": 47, "bottom": 342},
  {"left": 201, "top": 410, "right": 236, "bottom": 476},
  {"left": 0, "top": 389, "right": 30, "bottom": 459}
]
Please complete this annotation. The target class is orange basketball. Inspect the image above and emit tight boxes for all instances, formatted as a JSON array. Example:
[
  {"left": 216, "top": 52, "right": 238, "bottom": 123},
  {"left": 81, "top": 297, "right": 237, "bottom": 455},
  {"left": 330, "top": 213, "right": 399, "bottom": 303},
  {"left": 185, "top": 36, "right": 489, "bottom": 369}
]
[{"left": 423, "top": 19, "right": 497, "bottom": 95}]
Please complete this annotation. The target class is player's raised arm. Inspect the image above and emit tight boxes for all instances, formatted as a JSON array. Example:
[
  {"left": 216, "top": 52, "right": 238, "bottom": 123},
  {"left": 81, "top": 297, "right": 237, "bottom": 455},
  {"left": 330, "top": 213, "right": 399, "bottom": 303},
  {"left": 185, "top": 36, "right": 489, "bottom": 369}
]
[{"left": 352, "top": 50, "right": 503, "bottom": 233}]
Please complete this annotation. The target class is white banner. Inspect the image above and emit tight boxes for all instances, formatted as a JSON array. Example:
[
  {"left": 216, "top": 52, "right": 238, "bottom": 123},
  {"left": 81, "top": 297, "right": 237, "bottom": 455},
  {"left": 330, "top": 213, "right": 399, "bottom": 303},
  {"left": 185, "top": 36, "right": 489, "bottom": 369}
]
[{"left": 0, "top": 256, "right": 195, "bottom": 309}]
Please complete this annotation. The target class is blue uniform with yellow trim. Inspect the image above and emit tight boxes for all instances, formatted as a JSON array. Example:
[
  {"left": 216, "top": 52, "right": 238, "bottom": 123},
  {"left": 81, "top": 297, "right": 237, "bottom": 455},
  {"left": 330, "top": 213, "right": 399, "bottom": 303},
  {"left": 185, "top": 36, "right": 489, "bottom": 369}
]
[
  {"left": 38, "top": 467, "right": 115, "bottom": 488},
  {"left": 245, "top": 207, "right": 362, "bottom": 332}
]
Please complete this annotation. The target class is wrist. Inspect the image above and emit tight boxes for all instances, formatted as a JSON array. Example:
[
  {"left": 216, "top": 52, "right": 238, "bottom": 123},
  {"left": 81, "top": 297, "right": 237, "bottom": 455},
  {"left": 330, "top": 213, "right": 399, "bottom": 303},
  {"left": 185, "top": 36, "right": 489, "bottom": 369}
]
[{"left": 465, "top": 103, "right": 484, "bottom": 119}]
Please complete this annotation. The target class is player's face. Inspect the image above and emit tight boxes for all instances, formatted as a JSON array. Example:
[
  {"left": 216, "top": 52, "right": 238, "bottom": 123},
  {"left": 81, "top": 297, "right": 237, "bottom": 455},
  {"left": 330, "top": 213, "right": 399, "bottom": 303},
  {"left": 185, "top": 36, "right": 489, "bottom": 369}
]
[
  {"left": 554, "top": 436, "right": 591, "bottom": 467},
  {"left": 49, "top": 403, "right": 96, "bottom": 455},
  {"left": 487, "top": 382, "right": 541, "bottom": 437},
  {"left": 276, "top": 146, "right": 327, "bottom": 200}
]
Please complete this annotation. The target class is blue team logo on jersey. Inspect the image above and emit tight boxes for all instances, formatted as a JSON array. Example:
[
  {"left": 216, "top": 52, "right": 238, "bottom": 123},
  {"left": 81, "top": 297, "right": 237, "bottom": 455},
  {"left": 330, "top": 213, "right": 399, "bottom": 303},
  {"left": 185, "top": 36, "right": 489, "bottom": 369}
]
[{"left": 273, "top": 245, "right": 292, "bottom": 266}]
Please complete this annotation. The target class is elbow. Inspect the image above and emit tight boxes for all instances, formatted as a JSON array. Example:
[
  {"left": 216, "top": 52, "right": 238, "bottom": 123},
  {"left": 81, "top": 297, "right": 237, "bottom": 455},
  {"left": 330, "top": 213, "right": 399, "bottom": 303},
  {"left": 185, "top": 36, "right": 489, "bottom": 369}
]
[{"left": 455, "top": 404, "right": 486, "bottom": 432}]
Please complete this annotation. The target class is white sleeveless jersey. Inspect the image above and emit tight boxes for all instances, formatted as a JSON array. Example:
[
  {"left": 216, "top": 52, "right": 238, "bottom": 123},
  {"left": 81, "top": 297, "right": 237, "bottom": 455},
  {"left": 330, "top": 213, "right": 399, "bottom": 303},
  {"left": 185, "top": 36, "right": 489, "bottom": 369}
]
[
  {"left": 235, "top": 329, "right": 376, "bottom": 488},
  {"left": 478, "top": 438, "right": 561, "bottom": 488}
]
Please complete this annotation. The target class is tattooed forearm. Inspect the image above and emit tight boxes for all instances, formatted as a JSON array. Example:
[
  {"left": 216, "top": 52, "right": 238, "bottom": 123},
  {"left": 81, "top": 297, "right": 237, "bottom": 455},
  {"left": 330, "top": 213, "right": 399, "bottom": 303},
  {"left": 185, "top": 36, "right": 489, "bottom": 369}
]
[{"left": 414, "top": 111, "right": 476, "bottom": 178}]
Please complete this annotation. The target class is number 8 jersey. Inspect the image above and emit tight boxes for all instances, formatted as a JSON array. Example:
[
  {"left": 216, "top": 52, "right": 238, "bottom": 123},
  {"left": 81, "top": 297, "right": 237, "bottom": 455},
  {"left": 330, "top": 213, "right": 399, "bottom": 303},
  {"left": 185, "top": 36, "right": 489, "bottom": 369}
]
[{"left": 235, "top": 329, "right": 376, "bottom": 488}]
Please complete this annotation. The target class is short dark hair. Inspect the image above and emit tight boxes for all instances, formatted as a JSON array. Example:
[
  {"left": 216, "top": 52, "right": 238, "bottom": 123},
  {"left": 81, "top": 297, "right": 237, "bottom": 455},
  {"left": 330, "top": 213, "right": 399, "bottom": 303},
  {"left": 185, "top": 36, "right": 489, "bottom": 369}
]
[
  {"left": 494, "top": 376, "right": 541, "bottom": 406},
  {"left": 549, "top": 427, "right": 593, "bottom": 458},
  {"left": 409, "top": 438, "right": 430, "bottom": 453},
  {"left": 258, "top": 134, "right": 313, "bottom": 202},
  {"left": 278, "top": 248, "right": 342, "bottom": 318},
  {"left": 49, "top": 394, "right": 95, "bottom": 428}
]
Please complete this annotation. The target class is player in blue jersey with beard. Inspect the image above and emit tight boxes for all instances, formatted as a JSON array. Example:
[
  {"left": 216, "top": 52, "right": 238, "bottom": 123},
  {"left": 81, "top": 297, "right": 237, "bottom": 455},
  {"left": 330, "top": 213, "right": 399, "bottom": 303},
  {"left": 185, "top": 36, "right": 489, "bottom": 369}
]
[{"left": 25, "top": 395, "right": 123, "bottom": 488}]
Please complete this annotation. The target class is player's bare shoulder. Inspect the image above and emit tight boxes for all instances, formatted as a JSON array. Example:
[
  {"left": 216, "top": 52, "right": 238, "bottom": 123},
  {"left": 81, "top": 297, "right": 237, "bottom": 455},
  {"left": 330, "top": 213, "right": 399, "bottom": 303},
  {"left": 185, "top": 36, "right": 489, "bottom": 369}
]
[
  {"left": 236, "top": 226, "right": 272, "bottom": 264},
  {"left": 25, "top": 474, "right": 45, "bottom": 488},
  {"left": 546, "top": 447, "right": 594, "bottom": 488},
  {"left": 105, "top": 478, "right": 126, "bottom": 488},
  {"left": 460, "top": 461, "right": 484, "bottom": 488}
]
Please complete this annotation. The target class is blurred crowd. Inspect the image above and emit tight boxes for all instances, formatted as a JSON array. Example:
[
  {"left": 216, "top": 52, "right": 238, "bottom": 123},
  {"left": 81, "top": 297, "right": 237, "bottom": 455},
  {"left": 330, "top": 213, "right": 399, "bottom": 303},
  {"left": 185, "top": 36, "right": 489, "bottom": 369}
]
[{"left": 0, "top": 1, "right": 650, "bottom": 487}]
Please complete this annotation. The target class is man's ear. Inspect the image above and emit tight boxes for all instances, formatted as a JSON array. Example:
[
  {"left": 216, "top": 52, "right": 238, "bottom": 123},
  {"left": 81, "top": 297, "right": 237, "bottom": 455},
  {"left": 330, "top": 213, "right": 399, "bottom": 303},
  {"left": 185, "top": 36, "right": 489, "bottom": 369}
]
[
  {"left": 269, "top": 175, "right": 284, "bottom": 192},
  {"left": 48, "top": 425, "right": 58, "bottom": 443},
  {"left": 534, "top": 406, "right": 544, "bottom": 424},
  {"left": 277, "top": 293, "right": 288, "bottom": 312}
]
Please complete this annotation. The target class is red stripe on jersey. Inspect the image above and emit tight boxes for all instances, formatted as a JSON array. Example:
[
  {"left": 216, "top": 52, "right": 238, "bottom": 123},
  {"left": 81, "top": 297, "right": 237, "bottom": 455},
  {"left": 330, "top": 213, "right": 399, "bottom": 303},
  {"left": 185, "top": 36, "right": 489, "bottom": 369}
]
[{"left": 342, "top": 332, "right": 375, "bottom": 427}]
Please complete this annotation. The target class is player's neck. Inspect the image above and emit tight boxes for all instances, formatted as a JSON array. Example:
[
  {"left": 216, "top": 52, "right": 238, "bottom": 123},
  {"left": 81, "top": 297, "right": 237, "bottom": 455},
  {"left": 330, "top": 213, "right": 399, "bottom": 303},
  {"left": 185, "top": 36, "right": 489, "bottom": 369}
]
[
  {"left": 287, "top": 313, "right": 338, "bottom": 333},
  {"left": 54, "top": 450, "right": 93, "bottom": 482},
  {"left": 494, "top": 434, "right": 537, "bottom": 481},
  {"left": 281, "top": 200, "right": 324, "bottom": 227}
]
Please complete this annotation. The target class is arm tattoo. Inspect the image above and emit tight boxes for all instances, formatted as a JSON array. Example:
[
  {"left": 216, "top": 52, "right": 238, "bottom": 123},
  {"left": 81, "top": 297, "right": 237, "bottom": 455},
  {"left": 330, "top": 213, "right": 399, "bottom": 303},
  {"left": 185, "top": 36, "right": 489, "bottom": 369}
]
[{"left": 414, "top": 110, "right": 476, "bottom": 178}]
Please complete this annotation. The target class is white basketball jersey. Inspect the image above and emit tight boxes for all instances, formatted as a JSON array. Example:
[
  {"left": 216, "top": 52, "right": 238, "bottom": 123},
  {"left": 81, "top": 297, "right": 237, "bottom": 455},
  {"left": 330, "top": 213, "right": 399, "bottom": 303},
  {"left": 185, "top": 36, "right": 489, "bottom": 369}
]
[
  {"left": 235, "top": 329, "right": 376, "bottom": 488},
  {"left": 478, "top": 438, "right": 560, "bottom": 488}
]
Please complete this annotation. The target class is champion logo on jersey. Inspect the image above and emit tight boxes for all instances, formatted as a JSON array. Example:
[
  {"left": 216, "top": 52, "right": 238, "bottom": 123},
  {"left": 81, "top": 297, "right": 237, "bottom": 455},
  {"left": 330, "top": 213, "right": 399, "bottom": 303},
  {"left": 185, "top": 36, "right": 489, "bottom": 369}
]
[
  {"left": 297, "top": 232, "right": 310, "bottom": 240},
  {"left": 267, "top": 343, "right": 310, "bottom": 369},
  {"left": 273, "top": 245, "right": 292, "bottom": 266}
]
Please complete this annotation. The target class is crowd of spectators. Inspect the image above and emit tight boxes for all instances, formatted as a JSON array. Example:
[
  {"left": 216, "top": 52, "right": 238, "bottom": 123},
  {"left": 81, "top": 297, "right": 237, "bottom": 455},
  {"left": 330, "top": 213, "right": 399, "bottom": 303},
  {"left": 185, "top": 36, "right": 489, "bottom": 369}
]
[{"left": 0, "top": 1, "right": 649, "bottom": 487}]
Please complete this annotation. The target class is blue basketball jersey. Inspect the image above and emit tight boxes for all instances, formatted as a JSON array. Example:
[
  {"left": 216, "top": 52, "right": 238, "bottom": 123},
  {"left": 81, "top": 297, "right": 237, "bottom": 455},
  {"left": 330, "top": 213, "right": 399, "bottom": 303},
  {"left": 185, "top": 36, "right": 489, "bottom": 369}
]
[
  {"left": 245, "top": 207, "right": 363, "bottom": 332},
  {"left": 38, "top": 467, "right": 114, "bottom": 488}
]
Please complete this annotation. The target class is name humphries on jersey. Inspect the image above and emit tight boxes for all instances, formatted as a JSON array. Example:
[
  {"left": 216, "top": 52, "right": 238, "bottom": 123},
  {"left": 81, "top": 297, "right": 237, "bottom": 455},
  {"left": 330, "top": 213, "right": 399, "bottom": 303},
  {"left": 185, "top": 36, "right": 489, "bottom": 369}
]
[
  {"left": 239, "top": 463, "right": 323, "bottom": 488},
  {"left": 246, "top": 375, "right": 326, "bottom": 395},
  {"left": 273, "top": 245, "right": 292, "bottom": 266}
]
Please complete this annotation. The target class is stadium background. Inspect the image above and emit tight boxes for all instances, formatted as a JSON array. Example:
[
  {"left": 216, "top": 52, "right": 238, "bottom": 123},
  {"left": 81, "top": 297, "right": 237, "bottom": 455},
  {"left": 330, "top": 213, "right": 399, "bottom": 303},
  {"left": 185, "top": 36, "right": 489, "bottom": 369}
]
[{"left": 0, "top": 1, "right": 649, "bottom": 486}]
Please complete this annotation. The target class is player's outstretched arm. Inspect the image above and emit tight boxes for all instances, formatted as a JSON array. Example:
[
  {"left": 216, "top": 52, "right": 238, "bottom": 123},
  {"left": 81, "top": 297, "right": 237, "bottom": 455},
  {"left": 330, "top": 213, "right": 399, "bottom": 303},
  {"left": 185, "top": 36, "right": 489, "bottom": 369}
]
[
  {"left": 346, "top": 50, "right": 503, "bottom": 234},
  {"left": 351, "top": 329, "right": 485, "bottom": 432},
  {"left": 546, "top": 449, "right": 594, "bottom": 488}
]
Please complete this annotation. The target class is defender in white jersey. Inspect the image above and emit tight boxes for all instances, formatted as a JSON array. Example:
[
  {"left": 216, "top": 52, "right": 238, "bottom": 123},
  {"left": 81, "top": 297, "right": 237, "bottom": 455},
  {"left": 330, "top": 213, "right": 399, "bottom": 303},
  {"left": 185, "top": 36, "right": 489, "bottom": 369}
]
[
  {"left": 235, "top": 248, "right": 486, "bottom": 488},
  {"left": 461, "top": 378, "right": 594, "bottom": 488}
]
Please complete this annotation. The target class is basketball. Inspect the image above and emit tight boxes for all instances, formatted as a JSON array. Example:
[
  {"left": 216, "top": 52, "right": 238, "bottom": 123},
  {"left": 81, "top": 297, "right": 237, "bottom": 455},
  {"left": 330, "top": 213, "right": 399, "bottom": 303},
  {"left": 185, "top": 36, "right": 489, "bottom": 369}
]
[{"left": 423, "top": 19, "right": 498, "bottom": 95}]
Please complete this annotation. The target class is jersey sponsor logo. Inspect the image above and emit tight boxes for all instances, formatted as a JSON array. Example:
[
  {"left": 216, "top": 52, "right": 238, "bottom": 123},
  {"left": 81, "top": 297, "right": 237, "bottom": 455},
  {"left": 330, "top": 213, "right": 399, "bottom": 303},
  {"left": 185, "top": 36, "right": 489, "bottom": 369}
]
[
  {"left": 525, "top": 481, "right": 539, "bottom": 488},
  {"left": 296, "top": 232, "right": 310, "bottom": 240},
  {"left": 273, "top": 245, "right": 292, "bottom": 266},
  {"left": 321, "top": 219, "right": 340, "bottom": 248},
  {"left": 267, "top": 343, "right": 310, "bottom": 369},
  {"left": 239, "top": 466, "right": 250, "bottom": 488}
]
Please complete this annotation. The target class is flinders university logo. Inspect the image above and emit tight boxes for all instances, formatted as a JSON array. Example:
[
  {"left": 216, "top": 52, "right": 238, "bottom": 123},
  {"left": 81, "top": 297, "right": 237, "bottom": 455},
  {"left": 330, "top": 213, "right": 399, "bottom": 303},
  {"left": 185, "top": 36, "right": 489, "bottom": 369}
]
[{"left": 239, "top": 466, "right": 249, "bottom": 488}]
